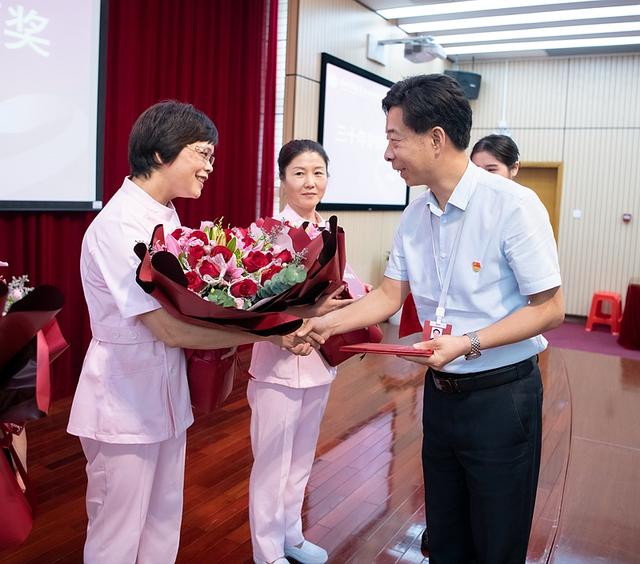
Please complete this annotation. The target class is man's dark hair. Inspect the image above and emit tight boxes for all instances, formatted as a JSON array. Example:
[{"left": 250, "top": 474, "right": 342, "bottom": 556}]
[
  {"left": 471, "top": 134, "right": 520, "bottom": 168},
  {"left": 277, "top": 139, "right": 329, "bottom": 179},
  {"left": 128, "top": 100, "right": 218, "bottom": 178},
  {"left": 381, "top": 74, "right": 472, "bottom": 150}
]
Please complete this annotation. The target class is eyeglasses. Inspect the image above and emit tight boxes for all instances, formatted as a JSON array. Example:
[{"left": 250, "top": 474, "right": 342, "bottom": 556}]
[{"left": 186, "top": 144, "right": 215, "bottom": 166}]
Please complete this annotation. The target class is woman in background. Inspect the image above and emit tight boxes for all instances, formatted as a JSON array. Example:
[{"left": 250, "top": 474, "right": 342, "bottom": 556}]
[
  {"left": 248, "top": 140, "right": 353, "bottom": 564},
  {"left": 470, "top": 134, "right": 520, "bottom": 179}
]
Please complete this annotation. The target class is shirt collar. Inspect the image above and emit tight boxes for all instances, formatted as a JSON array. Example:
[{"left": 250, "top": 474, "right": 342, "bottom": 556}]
[
  {"left": 121, "top": 177, "right": 177, "bottom": 222},
  {"left": 280, "top": 204, "right": 325, "bottom": 227},
  {"left": 426, "top": 160, "right": 478, "bottom": 215}
]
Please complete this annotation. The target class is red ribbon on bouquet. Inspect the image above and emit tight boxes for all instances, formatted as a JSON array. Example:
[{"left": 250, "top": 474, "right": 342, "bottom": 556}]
[
  {"left": 0, "top": 286, "right": 68, "bottom": 422},
  {"left": 35, "top": 319, "right": 68, "bottom": 413}
]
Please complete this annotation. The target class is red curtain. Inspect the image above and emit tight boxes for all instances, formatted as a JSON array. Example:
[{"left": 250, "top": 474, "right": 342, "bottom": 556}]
[{"left": 0, "top": 0, "right": 278, "bottom": 398}]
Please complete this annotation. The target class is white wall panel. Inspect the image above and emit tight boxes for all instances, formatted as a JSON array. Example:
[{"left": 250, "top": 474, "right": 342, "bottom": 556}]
[
  {"left": 566, "top": 55, "right": 640, "bottom": 128},
  {"left": 470, "top": 128, "right": 564, "bottom": 163},
  {"left": 560, "top": 128, "right": 640, "bottom": 314},
  {"left": 462, "top": 58, "right": 568, "bottom": 129}
]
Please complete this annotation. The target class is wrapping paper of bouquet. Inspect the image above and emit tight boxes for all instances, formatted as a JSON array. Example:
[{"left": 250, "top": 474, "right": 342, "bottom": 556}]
[
  {"left": 135, "top": 216, "right": 382, "bottom": 411},
  {"left": 0, "top": 264, "right": 69, "bottom": 550}
]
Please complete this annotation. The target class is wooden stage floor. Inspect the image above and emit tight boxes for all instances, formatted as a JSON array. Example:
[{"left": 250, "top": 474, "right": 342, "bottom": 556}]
[{"left": 2, "top": 324, "right": 639, "bottom": 563}]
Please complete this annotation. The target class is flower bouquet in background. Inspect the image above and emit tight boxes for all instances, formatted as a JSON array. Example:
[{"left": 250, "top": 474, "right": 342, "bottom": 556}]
[
  {"left": 0, "top": 267, "right": 68, "bottom": 423},
  {"left": 0, "top": 262, "right": 68, "bottom": 550}
]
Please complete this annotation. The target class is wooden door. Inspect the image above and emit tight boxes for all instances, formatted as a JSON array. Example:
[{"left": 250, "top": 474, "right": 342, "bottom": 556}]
[{"left": 516, "top": 163, "right": 562, "bottom": 241}]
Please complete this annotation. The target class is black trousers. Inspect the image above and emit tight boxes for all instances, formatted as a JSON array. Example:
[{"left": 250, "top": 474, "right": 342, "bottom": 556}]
[{"left": 422, "top": 358, "right": 543, "bottom": 564}]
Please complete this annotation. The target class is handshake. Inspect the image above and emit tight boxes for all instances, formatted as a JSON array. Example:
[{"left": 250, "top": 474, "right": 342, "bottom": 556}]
[{"left": 269, "top": 317, "right": 331, "bottom": 356}]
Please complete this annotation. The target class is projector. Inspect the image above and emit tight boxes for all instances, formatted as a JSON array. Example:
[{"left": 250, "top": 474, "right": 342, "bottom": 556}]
[
  {"left": 367, "top": 34, "right": 447, "bottom": 66},
  {"left": 403, "top": 39, "right": 447, "bottom": 63}
]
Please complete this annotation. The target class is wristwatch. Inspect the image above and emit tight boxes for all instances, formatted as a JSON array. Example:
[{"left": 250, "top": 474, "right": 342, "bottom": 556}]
[{"left": 464, "top": 331, "right": 481, "bottom": 360}]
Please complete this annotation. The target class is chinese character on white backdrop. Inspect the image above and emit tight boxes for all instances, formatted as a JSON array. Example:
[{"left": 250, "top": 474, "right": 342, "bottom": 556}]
[{"left": 4, "top": 4, "right": 50, "bottom": 57}]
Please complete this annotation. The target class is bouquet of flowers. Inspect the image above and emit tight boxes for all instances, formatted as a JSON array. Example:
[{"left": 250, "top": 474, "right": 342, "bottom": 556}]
[
  {"left": 134, "top": 216, "right": 347, "bottom": 413},
  {"left": 161, "top": 219, "right": 310, "bottom": 311},
  {"left": 0, "top": 262, "right": 68, "bottom": 550},
  {"left": 135, "top": 215, "right": 345, "bottom": 337}
]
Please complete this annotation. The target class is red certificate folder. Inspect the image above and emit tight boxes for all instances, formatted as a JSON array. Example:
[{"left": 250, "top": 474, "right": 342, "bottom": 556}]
[{"left": 339, "top": 343, "right": 433, "bottom": 357}]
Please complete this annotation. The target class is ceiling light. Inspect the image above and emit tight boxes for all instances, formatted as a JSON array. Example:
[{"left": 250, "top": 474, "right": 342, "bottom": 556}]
[
  {"left": 401, "top": 6, "right": 640, "bottom": 34},
  {"left": 445, "top": 35, "right": 640, "bottom": 55},
  {"left": 433, "top": 22, "right": 640, "bottom": 45},
  {"left": 379, "top": 0, "right": 603, "bottom": 20}
]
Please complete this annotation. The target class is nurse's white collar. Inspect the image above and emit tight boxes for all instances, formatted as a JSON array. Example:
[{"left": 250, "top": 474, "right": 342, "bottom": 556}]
[{"left": 122, "top": 176, "right": 177, "bottom": 221}]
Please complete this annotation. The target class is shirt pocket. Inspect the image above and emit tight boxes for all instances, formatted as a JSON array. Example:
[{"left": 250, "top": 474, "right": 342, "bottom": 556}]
[{"left": 104, "top": 364, "right": 168, "bottom": 435}]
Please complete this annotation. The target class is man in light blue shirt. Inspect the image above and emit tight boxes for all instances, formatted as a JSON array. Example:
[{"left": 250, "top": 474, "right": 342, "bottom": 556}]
[{"left": 299, "top": 74, "right": 564, "bottom": 563}]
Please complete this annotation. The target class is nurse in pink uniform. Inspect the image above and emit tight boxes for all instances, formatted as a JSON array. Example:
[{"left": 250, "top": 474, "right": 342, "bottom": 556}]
[
  {"left": 67, "top": 102, "right": 311, "bottom": 564},
  {"left": 248, "top": 140, "right": 353, "bottom": 564}
]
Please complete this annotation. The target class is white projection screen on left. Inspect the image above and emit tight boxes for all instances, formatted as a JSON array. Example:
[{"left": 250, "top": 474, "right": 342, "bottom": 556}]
[{"left": 0, "top": 0, "right": 105, "bottom": 210}]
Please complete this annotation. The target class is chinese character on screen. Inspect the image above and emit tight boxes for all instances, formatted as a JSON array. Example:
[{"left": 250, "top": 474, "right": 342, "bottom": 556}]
[{"left": 4, "top": 4, "right": 51, "bottom": 57}]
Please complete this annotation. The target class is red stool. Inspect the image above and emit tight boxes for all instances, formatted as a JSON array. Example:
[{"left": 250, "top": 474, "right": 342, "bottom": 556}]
[{"left": 585, "top": 291, "right": 622, "bottom": 335}]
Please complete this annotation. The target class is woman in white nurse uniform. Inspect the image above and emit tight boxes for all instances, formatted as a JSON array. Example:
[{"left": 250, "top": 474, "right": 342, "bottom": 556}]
[
  {"left": 248, "top": 140, "right": 356, "bottom": 564},
  {"left": 67, "top": 102, "right": 311, "bottom": 564}
]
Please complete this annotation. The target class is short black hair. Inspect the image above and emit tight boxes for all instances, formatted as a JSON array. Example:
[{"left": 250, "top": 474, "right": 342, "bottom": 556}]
[
  {"left": 277, "top": 139, "right": 329, "bottom": 178},
  {"left": 470, "top": 134, "right": 520, "bottom": 168},
  {"left": 381, "top": 74, "right": 472, "bottom": 150},
  {"left": 128, "top": 100, "right": 218, "bottom": 178}
]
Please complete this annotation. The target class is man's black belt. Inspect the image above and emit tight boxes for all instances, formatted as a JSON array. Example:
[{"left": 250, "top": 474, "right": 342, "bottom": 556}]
[{"left": 430, "top": 356, "right": 536, "bottom": 394}]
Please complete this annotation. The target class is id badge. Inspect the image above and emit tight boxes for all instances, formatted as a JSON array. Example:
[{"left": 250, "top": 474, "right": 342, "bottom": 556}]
[{"left": 423, "top": 320, "right": 452, "bottom": 340}]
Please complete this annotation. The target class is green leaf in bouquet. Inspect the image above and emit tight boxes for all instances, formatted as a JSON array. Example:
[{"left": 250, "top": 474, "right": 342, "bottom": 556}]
[
  {"left": 227, "top": 236, "right": 237, "bottom": 253},
  {"left": 178, "top": 252, "right": 189, "bottom": 271},
  {"left": 205, "top": 288, "right": 236, "bottom": 308},
  {"left": 256, "top": 264, "right": 307, "bottom": 299}
]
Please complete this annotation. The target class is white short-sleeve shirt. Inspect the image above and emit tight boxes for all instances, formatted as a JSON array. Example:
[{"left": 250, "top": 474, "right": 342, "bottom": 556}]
[
  {"left": 249, "top": 205, "right": 337, "bottom": 388},
  {"left": 385, "top": 161, "right": 561, "bottom": 373},
  {"left": 67, "top": 178, "right": 194, "bottom": 443}
]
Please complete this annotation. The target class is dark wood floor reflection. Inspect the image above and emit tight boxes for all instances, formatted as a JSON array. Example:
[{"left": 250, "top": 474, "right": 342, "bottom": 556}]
[{"left": 2, "top": 324, "right": 640, "bottom": 563}]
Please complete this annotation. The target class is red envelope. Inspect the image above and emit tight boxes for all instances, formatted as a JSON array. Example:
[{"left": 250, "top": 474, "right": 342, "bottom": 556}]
[{"left": 339, "top": 343, "right": 433, "bottom": 357}]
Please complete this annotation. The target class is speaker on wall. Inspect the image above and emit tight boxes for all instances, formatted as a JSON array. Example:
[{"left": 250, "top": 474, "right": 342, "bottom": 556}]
[{"left": 444, "top": 70, "right": 482, "bottom": 100}]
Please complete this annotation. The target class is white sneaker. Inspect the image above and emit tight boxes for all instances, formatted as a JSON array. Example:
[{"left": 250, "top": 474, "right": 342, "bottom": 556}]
[
  {"left": 284, "top": 540, "right": 328, "bottom": 564},
  {"left": 255, "top": 558, "right": 289, "bottom": 564}
]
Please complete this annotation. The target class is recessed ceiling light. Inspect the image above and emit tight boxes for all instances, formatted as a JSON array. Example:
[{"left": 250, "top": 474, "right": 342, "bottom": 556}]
[
  {"left": 433, "top": 22, "right": 640, "bottom": 45},
  {"left": 401, "top": 6, "right": 640, "bottom": 34},
  {"left": 379, "top": 0, "right": 603, "bottom": 20},
  {"left": 445, "top": 35, "right": 640, "bottom": 55}
]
